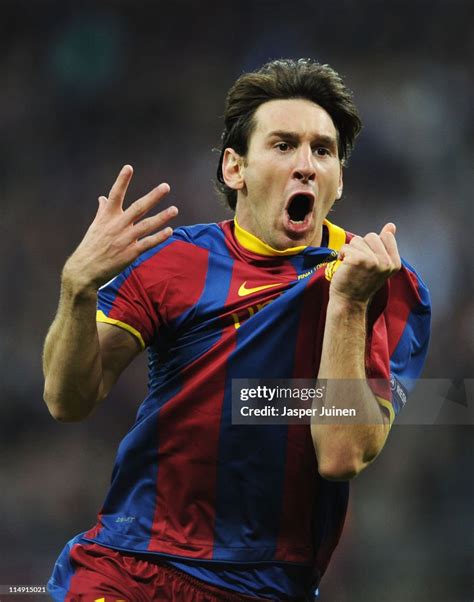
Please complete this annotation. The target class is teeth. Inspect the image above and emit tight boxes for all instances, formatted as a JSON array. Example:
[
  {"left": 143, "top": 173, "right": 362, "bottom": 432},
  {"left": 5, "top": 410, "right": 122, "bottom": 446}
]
[{"left": 290, "top": 220, "right": 304, "bottom": 224}]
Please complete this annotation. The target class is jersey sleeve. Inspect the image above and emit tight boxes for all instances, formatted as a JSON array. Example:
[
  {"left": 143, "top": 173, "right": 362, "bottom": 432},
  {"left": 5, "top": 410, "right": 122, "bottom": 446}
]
[
  {"left": 365, "top": 259, "right": 431, "bottom": 424},
  {"left": 96, "top": 232, "right": 210, "bottom": 349},
  {"left": 97, "top": 257, "right": 163, "bottom": 350}
]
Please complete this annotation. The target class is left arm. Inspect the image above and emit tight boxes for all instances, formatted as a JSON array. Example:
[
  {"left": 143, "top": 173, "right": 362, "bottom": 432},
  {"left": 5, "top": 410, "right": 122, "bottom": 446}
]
[{"left": 312, "top": 223, "right": 401, "bottom": 481}]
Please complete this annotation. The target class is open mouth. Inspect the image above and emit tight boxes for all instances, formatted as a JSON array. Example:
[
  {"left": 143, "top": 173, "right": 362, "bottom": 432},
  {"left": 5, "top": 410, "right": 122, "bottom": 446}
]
[{"left": 286, "top": 193, "right": 314, "bottom": 224}]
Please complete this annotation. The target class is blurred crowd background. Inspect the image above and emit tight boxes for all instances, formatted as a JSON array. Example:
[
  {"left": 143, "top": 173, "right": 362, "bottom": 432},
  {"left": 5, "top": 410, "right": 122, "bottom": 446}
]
[{"left": 0, "top": 0, "right": 472, "bottom": 600}]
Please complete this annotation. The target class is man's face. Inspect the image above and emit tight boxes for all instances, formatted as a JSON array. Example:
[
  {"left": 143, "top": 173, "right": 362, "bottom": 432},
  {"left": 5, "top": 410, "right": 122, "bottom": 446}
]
[{"left": 229, "top": 98, "right": 343, "bottom": 250}]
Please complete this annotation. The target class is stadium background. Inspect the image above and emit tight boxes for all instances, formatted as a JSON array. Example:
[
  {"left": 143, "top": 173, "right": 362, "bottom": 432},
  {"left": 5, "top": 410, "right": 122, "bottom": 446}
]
[{"left": 0, "top": 0, "right": 472, "bottom": 600}]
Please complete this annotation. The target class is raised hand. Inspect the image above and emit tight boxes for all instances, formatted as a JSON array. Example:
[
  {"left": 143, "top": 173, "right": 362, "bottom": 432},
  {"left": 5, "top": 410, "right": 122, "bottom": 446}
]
[
  {"left": 63, "top": 165, "right": 178, "bottom": 292},
  {"left": 329, "top": 223, "right": 401, "bottom": 304}
]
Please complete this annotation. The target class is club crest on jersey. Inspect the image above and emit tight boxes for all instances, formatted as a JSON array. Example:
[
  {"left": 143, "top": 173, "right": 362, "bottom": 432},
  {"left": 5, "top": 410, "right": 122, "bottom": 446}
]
[{"left": 324, "top": 259, "right": 342, "bottom": 282}]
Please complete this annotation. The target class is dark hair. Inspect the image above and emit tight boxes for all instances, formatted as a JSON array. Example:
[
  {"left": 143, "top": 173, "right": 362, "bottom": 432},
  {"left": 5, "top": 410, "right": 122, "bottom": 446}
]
[{"left": 216, "top": 58, "right": 362, "bottom": 210}]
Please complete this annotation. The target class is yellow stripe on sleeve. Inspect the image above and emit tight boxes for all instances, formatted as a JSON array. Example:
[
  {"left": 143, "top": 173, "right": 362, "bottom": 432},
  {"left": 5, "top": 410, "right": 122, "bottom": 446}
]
[
  {"left": 375, "top": 396, "right": 395, "bottom": 426},
  {"left": 96, "top": 310, "right": 146, "bottom": 350}
]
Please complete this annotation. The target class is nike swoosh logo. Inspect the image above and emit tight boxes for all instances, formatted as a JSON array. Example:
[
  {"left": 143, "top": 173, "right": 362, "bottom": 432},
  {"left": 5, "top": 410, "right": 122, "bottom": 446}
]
[{"left": 238, "top": 281, "right": 282, "bottom": 296}]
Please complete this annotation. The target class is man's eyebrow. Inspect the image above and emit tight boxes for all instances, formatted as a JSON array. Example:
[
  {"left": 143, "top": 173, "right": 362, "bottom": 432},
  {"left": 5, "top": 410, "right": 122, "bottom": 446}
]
[
  {"left": 266, "top": 130, "right": 300, "bottom": 142},
  {"left": 266, "top": 130, "right": 338, "bottom": 147}
]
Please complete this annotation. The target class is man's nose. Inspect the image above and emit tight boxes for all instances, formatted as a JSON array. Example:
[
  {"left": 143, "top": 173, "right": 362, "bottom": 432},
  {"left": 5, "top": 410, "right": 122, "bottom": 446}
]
[{"left": 292, "top": 146, "right": 316, "bottom": 183}]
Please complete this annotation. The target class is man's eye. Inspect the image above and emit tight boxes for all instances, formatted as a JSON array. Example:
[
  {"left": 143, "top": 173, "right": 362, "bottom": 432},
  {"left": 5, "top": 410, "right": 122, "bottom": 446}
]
[
  {"left": 276, "top": 142, "right": 291, "bottom": 152},
  {"left": 315, "top": 147, "right": 330, "bottom": 156}
]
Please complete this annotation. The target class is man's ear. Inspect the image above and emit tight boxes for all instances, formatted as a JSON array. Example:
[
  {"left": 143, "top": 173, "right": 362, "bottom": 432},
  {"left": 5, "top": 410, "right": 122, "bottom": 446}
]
[
  {"left": 222, "top": 148, "right": 245, "bottom": 191},
  {"left": 336, "top": 166, "right": 343, "bottom": 200}
]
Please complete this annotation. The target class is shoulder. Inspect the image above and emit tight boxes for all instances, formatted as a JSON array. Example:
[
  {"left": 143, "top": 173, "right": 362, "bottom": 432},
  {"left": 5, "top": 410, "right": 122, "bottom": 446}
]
[
  {"left": 172, "top": 222, "right": 225, "bottom": 244},
  {"left": 120, "top": 221, "right": 231, "bottom": 291},
  {"left": 336, "top": 222, "right": 429, "bottom": 306},
  {"left": 392, "top": 258, "right": 431, "bottom": 314},
  {"left": 127, "top": 222, "right": 221, "bottom": 270},
  {"left": 137, "top": 221, "right": 229, "bottom": 263},
  {"left": 172, "top": 221, "right": 232, "bottom": 255}
]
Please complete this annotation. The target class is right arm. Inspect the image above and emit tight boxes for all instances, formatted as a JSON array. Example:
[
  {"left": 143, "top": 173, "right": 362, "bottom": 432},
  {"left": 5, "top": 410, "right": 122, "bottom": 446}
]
[
  {"left": 43, "top": 165, "right": 178, "bottom": 422},
  {"left": 42, "top": 279, "right": 141, "bottom": 422}
]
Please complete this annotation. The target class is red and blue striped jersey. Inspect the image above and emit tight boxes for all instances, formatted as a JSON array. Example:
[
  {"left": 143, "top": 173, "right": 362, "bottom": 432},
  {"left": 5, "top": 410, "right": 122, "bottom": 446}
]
[{"left": 85, "top": 218, "right": 430, "bottom": 596}]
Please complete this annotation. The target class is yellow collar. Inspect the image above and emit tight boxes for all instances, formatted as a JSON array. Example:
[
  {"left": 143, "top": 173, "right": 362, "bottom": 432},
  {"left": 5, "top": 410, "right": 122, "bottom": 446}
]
[{"left": 233, "top": 218, "right": 346, "bottom": 256}]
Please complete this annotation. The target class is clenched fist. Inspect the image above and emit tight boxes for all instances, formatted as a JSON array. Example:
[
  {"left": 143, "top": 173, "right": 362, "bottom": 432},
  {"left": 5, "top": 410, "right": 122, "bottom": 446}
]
[{"left": 329, "top": 223, "right": 401, "bottom": 304}]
